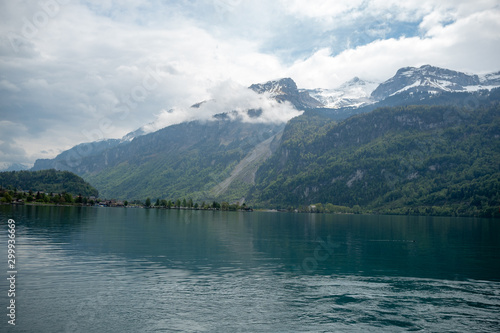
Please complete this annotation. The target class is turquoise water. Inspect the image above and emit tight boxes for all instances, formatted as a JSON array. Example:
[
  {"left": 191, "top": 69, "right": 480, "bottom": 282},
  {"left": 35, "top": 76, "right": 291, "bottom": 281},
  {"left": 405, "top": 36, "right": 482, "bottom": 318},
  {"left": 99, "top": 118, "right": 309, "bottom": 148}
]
[{"left": 1, "top": 205, "right": 499, "bottom": 332}]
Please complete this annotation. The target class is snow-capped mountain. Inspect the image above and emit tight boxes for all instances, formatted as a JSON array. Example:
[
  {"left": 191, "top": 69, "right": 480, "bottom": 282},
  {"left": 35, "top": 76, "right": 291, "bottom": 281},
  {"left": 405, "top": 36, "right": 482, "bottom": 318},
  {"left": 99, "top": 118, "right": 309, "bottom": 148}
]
[
  {"left": 111, "top": 67, "right": 500, "bottom": 144},
  {"left": 121, "top": 78, "right": 314, "bottom": 143},
  {"left": 479, "top": 72, "right": 500, "bottom": 87},
  {"left": 249, "top": 78, "right": 322, "bottom": 110},
  {"left": 120, "top": 127, "right": 148, "bottom": 142},
  {"left": 303, "top": 77, "right": 379, "bottom": 109},
  {"left": 371, "top": 65, "right": 500, "bottom": 100}
]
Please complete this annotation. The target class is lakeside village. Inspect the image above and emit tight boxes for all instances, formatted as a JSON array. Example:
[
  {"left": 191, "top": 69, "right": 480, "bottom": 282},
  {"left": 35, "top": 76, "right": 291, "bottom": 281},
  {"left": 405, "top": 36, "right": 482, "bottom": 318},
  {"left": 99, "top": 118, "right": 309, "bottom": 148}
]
[
  {"left": 0, "top": 187, "right": 255, "bottom": 212},
  {"left": 0, "top": 187, "right": 360, "bottom": 213}
]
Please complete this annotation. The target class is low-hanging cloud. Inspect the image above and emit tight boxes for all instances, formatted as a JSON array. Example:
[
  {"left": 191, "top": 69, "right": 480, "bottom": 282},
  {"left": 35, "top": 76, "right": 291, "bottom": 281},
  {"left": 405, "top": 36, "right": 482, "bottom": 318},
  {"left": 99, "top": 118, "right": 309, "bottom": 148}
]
[{"left": 141, "top": 80, "right": 302, "bottom": 134}]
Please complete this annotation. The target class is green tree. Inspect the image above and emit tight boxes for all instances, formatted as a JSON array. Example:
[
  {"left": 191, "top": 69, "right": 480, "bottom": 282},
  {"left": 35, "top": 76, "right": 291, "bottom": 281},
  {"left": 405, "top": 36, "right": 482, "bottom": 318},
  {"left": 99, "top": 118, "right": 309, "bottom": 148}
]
[
  {"left": 51, "top": 194, "right": 59, "bottom": 204},
  {"left": 155, "top": 198, "right": 161, "bottom": 207},
  {"left": 145, "top": 197, "right": 151, "bottom": 208},
  {"left": 63, "top": 192, "right": 74, "bottom": 204},
  {"left": 315, "top": 203, "right": 324, "bottom": 213},
  {"left": 76, "top": 194, "right": 83, "bottom": 204},
  {"left": 1, "top": 192, "right": 12, "bottom": 203}
]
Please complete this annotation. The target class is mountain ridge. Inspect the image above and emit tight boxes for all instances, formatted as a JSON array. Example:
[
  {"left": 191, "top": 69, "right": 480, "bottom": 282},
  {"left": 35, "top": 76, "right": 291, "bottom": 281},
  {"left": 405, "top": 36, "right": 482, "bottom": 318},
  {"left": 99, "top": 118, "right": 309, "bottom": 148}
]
[
  {"left": 31, "top": 64, "right": 500, "bottom": 174},
  {"left": 252, "top": 104, "right": 500, "bottom": 217},
  {"left": 371, "top": 65, "right": 500, "bottom": 100},
  {"left": 28, "top": 64, "right": 500, "bottom": 216}
]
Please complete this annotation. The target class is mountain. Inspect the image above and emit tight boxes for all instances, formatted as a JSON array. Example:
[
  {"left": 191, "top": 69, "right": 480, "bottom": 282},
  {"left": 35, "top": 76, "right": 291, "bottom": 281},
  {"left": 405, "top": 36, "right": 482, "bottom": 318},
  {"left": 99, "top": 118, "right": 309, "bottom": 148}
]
[
  {"left": 0, "top": 162, "right": 32, "bottom": 172},
  {"left": 371, "top": 65, "right": 500, "bottom": 100},
  {"left": 304, "top": 77, "right": 379, "bottom": 109},
  {"left": 33, "top": 138, "right": 123, "bottom": 172},
  {"left": 32, "top": 77, "right": 305, "bottom": 201},
  {"left": 301, "top": 65, "right": 500, "bottom": 111},
  {"left": 0, "top": 169, "right": 98, "bottom": 197},
  {"left": 480, "top": 72, "right": 500, "bottom": 86},
  {"left": 252, "top": 104, "right": 500, "bottom": 217},
  {"left": 48, "top": 118, "right": 284, "bottom": 202},
  {"left": 30, "top": 67, "right": 500, "bottom": 216},
  {"left": 249, "top": 78, "right": 322, "bottom": 110},
  {"left": 307, "top": 66, "right": 500, "bottom": 121}
]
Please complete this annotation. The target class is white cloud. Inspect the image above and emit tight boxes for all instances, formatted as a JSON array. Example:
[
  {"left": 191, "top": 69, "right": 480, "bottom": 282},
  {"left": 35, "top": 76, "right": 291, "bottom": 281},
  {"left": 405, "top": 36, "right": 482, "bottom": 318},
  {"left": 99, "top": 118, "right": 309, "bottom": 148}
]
[
  {"left": 287, "top": 8, "right": 500, "bottom": 88},
  {"left": 142, "top": 80, "right": 302, "bottom": 133},
  {"left": 0, "top": 0, "right": 499, "bottom": 166},
  {"left": 281, "top": 0, "right": 365, "bottom": 21}
]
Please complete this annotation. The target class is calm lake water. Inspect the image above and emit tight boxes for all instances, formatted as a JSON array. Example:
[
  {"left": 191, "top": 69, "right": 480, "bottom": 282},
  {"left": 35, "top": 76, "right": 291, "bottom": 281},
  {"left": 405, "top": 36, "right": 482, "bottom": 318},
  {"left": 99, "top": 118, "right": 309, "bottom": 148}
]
[{"left": 1, "top": 205, "right": 499, "bottom": 332}]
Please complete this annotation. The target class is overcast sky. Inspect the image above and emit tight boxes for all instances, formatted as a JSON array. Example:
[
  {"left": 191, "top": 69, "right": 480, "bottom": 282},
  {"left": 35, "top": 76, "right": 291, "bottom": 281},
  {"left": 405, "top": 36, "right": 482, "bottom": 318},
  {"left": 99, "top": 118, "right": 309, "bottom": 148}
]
[{"left": 1, "top": 0, "right": 500, "bottom": 167}]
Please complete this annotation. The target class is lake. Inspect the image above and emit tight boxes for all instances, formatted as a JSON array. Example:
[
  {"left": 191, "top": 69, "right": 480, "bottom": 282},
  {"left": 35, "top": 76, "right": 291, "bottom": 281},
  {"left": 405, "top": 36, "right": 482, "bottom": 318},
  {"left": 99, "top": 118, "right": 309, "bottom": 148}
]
[{"left": 1, "top": 205, "right": 499, "bottom": 332}]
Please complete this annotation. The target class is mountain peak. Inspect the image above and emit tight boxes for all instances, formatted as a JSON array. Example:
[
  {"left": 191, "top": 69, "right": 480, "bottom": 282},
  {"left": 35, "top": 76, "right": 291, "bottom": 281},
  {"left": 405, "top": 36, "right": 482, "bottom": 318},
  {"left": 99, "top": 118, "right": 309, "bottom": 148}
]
[
  {"left": 371, "top": 65, "right": 485, "bottom": 100},
  {"left": 339, "top": 76, "right": 377, "bottom": 89},
  {"left": 249, "top": 78, "right": 298, "bottom": 95},
  {"left": 349, "top": 76, "right": 361, "bottom": 83},
  {"left": 249, "top": 78, "right": 321, "bottom": 110},
  {"left": 304, "top": 77, "right": 379, "bottom": 109}
]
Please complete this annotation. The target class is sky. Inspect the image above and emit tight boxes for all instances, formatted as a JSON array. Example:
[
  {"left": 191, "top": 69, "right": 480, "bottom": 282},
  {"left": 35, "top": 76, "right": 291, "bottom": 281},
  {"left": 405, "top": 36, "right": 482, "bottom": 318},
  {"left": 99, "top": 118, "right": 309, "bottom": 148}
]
[{"left": 1, "top": 0, "right": 500, "bottom": 168}]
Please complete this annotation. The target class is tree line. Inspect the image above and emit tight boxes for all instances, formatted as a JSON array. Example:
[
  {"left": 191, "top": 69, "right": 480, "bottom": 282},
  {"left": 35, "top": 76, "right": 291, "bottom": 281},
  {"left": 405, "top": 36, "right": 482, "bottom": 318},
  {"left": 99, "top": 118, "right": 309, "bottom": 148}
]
[
  {"left": 138, "top": 197, "right": 251, "bottom": 211},
  {"left": 0, "top": 187, "right": 97, "bottom": 206}
]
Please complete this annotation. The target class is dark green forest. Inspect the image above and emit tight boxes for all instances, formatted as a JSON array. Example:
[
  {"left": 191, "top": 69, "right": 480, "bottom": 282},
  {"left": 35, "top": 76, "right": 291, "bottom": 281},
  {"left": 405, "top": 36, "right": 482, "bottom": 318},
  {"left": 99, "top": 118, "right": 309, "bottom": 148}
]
[
  {"left": 0, "top": 169, "right": 98, "bottom": 197},
  {"left": 252, "top": 104, "right": 500, "bottom": 217}
]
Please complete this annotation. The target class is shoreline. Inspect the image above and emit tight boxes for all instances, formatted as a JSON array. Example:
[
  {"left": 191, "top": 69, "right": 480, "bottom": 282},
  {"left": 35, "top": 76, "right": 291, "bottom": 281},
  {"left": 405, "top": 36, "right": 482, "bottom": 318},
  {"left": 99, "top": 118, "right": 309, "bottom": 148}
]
[{"left": 2, "top": 201, "right": 497, "bottom": 219}]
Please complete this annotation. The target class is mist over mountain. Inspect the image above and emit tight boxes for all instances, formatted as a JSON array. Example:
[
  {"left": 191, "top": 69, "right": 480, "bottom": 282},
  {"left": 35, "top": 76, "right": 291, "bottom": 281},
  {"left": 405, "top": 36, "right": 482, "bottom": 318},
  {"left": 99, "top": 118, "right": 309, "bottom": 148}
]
[
  {"left": 0, "top": 162, "right": 31, "bottom": 172},
  {"left": 31, "top": 65, "right": 500, "bottom": 216}
]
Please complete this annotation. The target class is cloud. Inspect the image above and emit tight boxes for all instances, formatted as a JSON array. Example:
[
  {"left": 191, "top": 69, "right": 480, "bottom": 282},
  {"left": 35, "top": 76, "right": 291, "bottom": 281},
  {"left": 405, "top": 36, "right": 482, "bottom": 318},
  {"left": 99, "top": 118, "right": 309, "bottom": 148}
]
[
  {"left": 0, "top": 0, "right": 499, "bottom": 166},
  {"left": 287, "top": 8, "right": 500, "bottom": 88},
  {"left": 0, "top": 80, "right": 20, "bottom": 92},
  {"left": 0, "top": 140, "right": 29, "bottom": 164},
  {"left": 142, "top": 80, "right": 302, "bottom": 133},
  {"left": 0, "top": 121, "right": 29, "bottom": 164}
]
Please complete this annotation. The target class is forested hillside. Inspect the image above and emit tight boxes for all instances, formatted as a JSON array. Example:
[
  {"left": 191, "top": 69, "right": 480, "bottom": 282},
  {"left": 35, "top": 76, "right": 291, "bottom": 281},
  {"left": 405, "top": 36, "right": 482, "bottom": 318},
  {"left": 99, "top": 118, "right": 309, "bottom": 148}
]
[
  {"left": 83, "top": 119, "right": 283, "bottom": 201},
  {"left": 252, "top": 105, "right": 500, "bottom": 217},
  {"left": 0, "top": 169, "right": 98, "bottom": 197}
]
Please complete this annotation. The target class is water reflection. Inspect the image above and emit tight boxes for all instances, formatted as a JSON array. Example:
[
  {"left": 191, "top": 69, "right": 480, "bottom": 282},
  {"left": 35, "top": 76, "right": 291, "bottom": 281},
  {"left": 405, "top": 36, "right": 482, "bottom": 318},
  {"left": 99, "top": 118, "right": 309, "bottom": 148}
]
[{"left": 0, "top": 205, "right": 499, "bottom": 332}]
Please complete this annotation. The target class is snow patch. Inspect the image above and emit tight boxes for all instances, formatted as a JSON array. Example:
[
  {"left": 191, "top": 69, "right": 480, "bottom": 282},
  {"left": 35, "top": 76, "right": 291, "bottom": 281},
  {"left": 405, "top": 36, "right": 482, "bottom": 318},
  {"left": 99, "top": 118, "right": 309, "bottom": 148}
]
[
  {"left": 305, "top": 77, "right": 379, "bottom": 109},
  {"left": 464, "top": 85, "right": 500, "bottom": 92}
]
